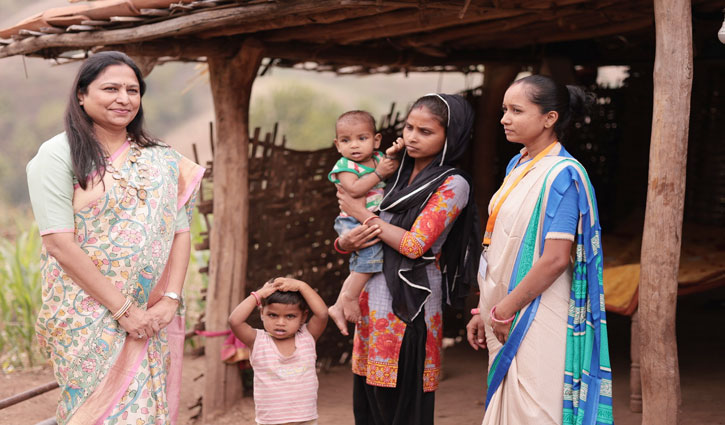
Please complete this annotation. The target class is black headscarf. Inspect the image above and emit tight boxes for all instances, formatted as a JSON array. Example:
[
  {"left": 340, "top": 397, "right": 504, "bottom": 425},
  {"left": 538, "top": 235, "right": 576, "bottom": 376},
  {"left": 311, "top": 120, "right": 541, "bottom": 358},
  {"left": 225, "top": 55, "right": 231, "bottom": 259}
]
[{"left": 379, "top": 94, "right": 481, "bottom": 324}]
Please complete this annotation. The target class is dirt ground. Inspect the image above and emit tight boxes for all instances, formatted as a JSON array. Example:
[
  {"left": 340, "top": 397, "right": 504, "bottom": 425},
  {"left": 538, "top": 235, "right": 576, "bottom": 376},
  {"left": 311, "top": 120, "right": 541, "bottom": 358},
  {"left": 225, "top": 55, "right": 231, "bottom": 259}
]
[{"left": 3, "top": 286, "right": 725, "bottom": 425}]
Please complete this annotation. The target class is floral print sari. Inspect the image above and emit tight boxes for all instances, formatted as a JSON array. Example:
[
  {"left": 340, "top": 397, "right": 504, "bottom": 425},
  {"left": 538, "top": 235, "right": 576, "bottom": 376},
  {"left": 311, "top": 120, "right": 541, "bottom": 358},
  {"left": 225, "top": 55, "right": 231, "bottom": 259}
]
[{"left": 33, "top": 142, "right": 203, "bottom": 425}]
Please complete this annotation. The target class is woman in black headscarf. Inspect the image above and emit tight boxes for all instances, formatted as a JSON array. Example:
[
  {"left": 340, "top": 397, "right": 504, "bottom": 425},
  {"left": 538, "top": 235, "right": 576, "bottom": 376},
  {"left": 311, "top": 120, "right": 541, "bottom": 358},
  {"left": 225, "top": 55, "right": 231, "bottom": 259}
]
[{"left": 337, "top": 94, "right": 480, "bottom": 425}]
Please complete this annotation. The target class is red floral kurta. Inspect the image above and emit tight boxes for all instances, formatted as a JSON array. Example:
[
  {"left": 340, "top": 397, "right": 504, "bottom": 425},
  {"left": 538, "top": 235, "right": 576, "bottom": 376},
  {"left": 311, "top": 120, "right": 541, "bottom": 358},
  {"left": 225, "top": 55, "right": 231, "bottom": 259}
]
[{"left": 352, "top": 175, "right": 469, "bottom": 392}]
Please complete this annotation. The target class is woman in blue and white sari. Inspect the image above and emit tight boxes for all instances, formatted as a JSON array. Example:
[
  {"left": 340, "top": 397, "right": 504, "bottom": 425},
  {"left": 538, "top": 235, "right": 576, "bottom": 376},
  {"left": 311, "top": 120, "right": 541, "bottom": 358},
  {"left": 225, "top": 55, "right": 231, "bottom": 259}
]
[{"left": 466, "top": 75, "right": 614, "bottom": 425}]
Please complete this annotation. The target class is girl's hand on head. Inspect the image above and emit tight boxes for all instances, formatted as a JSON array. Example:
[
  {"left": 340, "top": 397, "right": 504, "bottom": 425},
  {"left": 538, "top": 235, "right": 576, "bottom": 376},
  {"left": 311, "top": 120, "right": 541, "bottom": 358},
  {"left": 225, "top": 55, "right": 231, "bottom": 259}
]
[
  {"left": 273, "top": 277, "right": 305, "bottom": 292},
  {"left": 257, "top": 279, "right": 279, "bottom": 298},
  {"left": 338, "top": 222, "right": 381, "bottom": 252}
]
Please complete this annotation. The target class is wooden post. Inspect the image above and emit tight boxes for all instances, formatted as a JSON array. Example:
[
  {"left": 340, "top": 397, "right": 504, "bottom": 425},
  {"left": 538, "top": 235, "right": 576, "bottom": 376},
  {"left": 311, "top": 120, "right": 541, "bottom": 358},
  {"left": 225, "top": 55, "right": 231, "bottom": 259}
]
[
  {"left": 203, "top": 38, "right": 264, "bottom": 422},
  {"left": 639, "top": 1, "right": 692, "bottom": 424},
  {"left": 128, "top": 55, "right": 157, "bottom": 77},
  {"left": 473, "top": 63, "right": 520, "bottom": 220}
]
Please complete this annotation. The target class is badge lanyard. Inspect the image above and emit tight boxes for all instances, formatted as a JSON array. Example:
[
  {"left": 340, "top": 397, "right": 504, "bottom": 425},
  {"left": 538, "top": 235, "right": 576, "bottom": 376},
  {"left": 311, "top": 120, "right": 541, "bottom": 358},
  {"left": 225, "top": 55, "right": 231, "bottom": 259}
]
[{"left": 482, "top": 142, "right": 559, "bottom": 247}]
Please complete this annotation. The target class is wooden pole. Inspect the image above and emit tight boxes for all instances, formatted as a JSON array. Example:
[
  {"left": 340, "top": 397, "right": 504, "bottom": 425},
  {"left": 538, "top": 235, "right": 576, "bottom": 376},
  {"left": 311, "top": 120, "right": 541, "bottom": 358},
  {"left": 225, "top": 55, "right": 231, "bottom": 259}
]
[
  {"left": 0, "top": 381, "right": 59, "bottom": 410},
  {"left": 639, "top": 0, "right": 692, "bottom": 424},
  {"left": 203, "top": 38, "right": 264, "bottom": 423},
  {"left": 472, "top": 63, "right": 520, "bottom": 220}
]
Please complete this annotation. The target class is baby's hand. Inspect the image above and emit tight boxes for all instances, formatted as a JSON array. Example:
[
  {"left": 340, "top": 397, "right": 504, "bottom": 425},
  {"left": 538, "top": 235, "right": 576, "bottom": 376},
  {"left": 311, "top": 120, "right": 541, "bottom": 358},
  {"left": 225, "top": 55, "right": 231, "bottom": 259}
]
[
  {"left": 376, "top": 138, "right": 403, "bottom": 179},
  {"left": 385, "top": 138, "right": 405, "bottom": 158},
  {"left": 274, "top": 277, "right": 306, "bottom": 292}
]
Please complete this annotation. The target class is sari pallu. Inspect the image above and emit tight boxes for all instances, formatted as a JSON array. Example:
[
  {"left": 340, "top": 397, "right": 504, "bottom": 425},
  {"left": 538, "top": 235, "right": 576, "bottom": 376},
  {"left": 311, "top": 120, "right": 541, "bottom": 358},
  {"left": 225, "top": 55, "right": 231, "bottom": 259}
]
[
  {"left": 479, "top": 147, "right": 613, "bottom": 425},
  {"left": 35, "top": 145, "right": 204, "bottom": 425}
]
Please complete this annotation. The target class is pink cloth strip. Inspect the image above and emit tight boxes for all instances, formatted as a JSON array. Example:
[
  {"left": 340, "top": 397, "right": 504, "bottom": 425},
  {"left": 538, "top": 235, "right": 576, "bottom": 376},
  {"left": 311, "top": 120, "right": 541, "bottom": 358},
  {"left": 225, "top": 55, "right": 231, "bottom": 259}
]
[
  {"left": 195, "top": 329, "right": 231, "bottom": 337},
  {"left": 174, "top": 227, "right": 190, "bottom": 234},
  {"left": 94, "top": 338, "right": 150, "bottom": 425},
  {"left": 177, "top": 167, "right": 205, "bottom": 211}
]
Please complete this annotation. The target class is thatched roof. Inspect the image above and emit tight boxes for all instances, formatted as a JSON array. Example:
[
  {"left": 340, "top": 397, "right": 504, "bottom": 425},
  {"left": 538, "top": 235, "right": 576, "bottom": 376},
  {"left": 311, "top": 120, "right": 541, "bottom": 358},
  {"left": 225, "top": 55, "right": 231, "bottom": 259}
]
[{"left": 1, "top": 0, "right": 723, "bottom": 73}]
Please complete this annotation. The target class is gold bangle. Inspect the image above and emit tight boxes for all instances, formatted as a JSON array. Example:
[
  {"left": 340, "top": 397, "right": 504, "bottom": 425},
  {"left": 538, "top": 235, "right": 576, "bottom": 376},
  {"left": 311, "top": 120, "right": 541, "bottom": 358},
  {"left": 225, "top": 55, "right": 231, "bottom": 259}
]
[{"left": 112, "top": 297, "right": 133, "bottom": 321}]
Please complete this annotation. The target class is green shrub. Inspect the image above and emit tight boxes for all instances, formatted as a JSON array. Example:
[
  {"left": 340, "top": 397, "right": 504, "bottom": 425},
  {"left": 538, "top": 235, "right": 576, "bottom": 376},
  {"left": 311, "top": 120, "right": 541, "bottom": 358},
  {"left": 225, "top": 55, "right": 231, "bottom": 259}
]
[{"left": 0, "top": 225, "right": 43, "bottom": 372}]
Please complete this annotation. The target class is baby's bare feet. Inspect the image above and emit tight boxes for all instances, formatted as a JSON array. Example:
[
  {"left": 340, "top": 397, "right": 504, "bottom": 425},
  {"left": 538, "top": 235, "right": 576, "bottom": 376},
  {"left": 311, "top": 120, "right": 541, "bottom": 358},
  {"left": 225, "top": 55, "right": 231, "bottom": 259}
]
[
  {"left": 328, "top": 304, "right": 349, "bottom": 336},
  {"left": 342, "top": 293, "right": 362, "bottom": 323}
]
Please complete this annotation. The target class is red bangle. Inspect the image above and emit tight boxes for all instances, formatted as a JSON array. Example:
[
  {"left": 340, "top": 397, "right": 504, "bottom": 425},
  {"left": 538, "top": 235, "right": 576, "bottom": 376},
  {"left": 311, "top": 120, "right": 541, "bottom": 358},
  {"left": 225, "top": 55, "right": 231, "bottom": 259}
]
[
  {"left": 490, "top": 305, "right": 515, "bottom": 324},
  {"left": 362, "top": 216, "right": 379, "bottom": 226},
  {"left": 250, "top": 291, "right": 261, "bottom": 307},
  {"left": 334, "top": 237, "right": 351, "bottom": 255}
]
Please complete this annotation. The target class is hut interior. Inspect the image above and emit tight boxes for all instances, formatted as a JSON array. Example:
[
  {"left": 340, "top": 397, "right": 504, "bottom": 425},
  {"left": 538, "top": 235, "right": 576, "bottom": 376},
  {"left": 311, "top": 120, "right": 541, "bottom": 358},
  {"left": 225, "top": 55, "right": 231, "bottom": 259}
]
[{"left": 1, "top": 0, "right": 724, "bottom": 422}]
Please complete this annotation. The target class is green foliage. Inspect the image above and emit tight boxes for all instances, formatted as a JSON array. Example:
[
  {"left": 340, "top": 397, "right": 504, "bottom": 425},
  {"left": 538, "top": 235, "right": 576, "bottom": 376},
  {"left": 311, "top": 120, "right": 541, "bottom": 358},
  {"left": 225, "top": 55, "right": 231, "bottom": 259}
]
[
  {"left": 250, "top": 82, "right": 344, "bottom": 151},
  {"left": 0, "top": 224, "right": 43, "bottom": 372}
]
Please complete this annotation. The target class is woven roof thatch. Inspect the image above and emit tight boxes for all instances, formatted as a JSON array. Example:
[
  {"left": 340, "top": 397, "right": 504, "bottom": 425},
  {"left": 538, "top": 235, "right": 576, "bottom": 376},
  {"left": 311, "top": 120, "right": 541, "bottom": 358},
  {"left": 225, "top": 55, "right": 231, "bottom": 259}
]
[{"left": 1, "top": 0, "right": 723, "bottom": 73}]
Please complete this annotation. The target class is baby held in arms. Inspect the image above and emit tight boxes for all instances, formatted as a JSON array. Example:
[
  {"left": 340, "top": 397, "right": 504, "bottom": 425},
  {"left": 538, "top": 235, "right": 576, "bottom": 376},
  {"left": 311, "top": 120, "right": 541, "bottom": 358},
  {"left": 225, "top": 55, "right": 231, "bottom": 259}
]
[{"left": 327, "top": 110, "right": 401, "bottom": 335}]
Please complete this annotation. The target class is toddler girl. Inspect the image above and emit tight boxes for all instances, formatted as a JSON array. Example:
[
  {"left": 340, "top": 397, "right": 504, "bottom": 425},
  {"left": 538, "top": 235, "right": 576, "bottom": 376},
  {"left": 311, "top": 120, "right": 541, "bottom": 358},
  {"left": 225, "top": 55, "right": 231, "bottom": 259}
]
[{"left": 229, "top": 277, "right": 328, "bottom": 425}]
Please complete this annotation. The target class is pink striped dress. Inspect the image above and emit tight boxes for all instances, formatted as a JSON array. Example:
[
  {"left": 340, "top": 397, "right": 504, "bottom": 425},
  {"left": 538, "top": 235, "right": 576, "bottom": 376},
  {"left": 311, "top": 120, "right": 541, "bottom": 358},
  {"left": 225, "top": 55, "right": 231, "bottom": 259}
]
[{"left": 250, "top": 325, "right": 319, "bottom": 425}]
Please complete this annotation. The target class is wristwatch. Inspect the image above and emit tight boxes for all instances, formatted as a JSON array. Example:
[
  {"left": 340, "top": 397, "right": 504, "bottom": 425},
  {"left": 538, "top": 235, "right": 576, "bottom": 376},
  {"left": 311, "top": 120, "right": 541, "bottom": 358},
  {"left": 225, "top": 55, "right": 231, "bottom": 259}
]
[{"left": 163, "top": 291, "right": 182, "bottom": 302}]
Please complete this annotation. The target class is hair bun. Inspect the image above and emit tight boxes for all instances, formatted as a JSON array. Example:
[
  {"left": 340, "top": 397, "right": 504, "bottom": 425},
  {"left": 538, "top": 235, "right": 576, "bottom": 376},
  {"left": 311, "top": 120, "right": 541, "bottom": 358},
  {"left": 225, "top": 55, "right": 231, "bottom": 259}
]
[{"left": 566, "top": 85, "right": 594, "bottom": 123}]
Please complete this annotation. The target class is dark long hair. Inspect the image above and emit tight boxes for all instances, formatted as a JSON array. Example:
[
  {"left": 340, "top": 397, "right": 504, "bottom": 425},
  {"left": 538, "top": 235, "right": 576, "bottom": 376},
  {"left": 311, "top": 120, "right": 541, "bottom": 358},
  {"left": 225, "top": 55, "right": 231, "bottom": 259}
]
[
  {"left": 65, "top": 51, "right": 158, "bottom": 189},
  {"left": 512, "top": 74, "right": 592, "bottom": 143}
]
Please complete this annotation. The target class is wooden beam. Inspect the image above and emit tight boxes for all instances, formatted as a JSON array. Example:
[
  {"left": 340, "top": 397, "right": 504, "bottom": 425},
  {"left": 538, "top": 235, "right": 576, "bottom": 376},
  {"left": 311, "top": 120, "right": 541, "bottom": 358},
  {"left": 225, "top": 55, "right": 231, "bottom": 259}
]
[
  {"left": 639, "top": 0, "right": 692, "bottom": 423},
  {"left": 396, "top": 0, "right": 633, "bottom": 47},
  {"left": 106, "top": 38, "right": 241, "bottom": 59},
  {"left": 399, "top": 10, "right": 573, "bottom": 47},
  {"left": 203, "top": 38, "right": 264, "bottom": 422},
  {"left": 0, "top": 0, "right": 348, "bottom": 59},
  {"left": 107, "top": 37, "right": 533, "bottom": 68},
  {"left": 470, "top": 15, "right": 653, "bottom": 49},
  {"left": 261, "top": 6, "right": 531, "bottom": 44},
  {"left": 195, "top": 5, "right": 402, "bottom": 39}
]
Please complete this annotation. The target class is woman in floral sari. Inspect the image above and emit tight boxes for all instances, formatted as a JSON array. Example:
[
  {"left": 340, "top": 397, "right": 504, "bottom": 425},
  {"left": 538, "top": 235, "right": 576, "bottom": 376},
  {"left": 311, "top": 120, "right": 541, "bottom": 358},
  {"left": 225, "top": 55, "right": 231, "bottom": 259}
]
[
  {"left": 26, "top": 51, "right": 204, "bottom": 425},
  {"left": 337, "top": 94, "right": 480, "bottom": 425},
  {"left": 466, "top": 75, "right": 613, "bottom": 425}
]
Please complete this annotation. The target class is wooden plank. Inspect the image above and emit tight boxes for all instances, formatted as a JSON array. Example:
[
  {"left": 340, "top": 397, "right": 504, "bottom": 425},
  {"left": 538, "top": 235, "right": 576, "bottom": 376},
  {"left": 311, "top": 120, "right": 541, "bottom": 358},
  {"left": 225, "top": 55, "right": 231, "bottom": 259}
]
[
  {"left": 639, "top": 0, "right": 692, "bottom": 423},
  {"left": 203, "top": 37, "right": 264, "bottom": 422}
]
